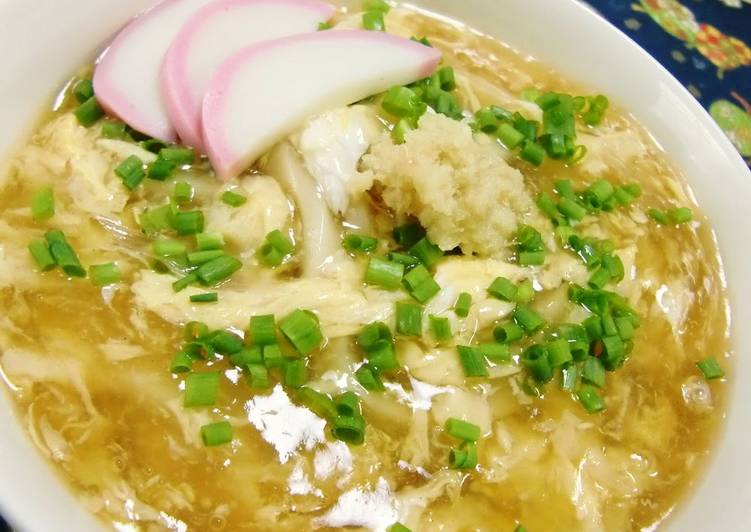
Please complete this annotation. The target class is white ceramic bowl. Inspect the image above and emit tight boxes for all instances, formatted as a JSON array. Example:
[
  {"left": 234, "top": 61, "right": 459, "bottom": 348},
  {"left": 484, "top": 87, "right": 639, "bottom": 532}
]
[{"left": 0, "top": 1, "right": 749, "bottom": 530}]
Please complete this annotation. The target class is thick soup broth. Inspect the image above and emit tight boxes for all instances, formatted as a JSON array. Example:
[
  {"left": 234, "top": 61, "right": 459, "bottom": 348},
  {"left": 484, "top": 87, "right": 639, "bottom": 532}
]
[{"left": 0, "top": 3, "right": 730, "bottom": 532}]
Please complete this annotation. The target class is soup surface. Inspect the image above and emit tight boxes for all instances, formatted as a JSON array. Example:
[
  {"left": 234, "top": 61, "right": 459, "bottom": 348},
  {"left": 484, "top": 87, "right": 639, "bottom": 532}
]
[{"left": 0, "top": 2, "right": 731, "bottom": 531}]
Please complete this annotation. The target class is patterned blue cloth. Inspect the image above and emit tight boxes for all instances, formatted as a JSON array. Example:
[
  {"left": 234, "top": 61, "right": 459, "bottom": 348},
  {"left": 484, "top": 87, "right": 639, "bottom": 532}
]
[{"left": 586, "top": 0, "right": 751, "bottom": 166}]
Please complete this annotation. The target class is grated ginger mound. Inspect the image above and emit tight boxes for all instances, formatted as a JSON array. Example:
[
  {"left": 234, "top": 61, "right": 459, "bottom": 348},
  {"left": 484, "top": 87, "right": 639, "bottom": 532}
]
[{"left": 360, "top": 113, "right": 538, "bottom": 256}]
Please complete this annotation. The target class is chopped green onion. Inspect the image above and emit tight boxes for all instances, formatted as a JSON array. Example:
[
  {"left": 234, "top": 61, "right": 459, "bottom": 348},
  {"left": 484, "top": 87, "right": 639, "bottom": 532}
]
[
  {"left": 89, "top": 262, "right": 121, "bottom": 286},
  {"left": 518, "top": 250, "right": 546, "bottom": 266},
  {"left": 152, "top": 239, "right": 187, "bottom": 258},
  {"left": 669, "top": 207, "right": 693, "bottom": 224},
  {"left": 335, "top": 391, "right": 361, "bottom": 417},
  {"left": 581, "top": 356, "right": 606, "bottom": 388},
  {"left": 522, "top": 345, "right": 553, "bottom": 383},
  {"left": 520, "top": 140, "right": 545, "bottom": 166},
  {"left": 196, "top": 232, "right": 224, "bottom": 251},
  {"left": 174, "top": 210, "right": 205, "bottom": 235},
  {"left": 362, "top": 10, "right": 385, "bottom": 31},
  {"left": 357, "top": 322, "right": 392, "bottom": 351},
  {"left": 200, "top": 421, "right": 232, "bottom": 446},
  {"left": 187, "top": 250, "right": 224, "bottom": 265},
  {"left": 184, "top": 372, "right": 220, "bottom": 407},
  {"left": 396, "top": 301, "right": 423, "bottom": 336},
  {"left": 364, "top": 0, "right": 391, "bottom": 12},
  {"left": 332, "top": 415, "right": 366, "bottom": 445},
  {"left": 648, "top": 208, "right": 669, "bottom": 225},
  {"left": 172, "top": 272, "right": 198, "bottom": 292},
  {"left": 170, "top": 351, "right": 194, "bottom": 373},
  {"left": 147, "top": 158, "right": 177, "bottom": 181},
  {"left": 343, "top": 233, "right": 379, "bottom": 254},
  {"left": 444, "top": 418, "right": 481, "bottom": 441},
  {"left": 138, "top": 203, "right": 176, "bottom": 234},
  {"left": 159, "top": 147, "right": 194, "bottom": 165},
  {"left": 190, "top": 292, "right": 218, "bottom": 303},
  {"left": 547, "top": 339, "right": 572, "bottom": 367},
  {"left": 696, "top": 356, "right": 725, "bottom": 380},
  {"left": 436, "top": 66, "right": 456, "bottom": 91},
  {"left": 318, "top": 21, "right": 333, "bottom": 30},
  {"left": 209, "top": 330, "right": 244, "bottom": 354},
  {"left": 382, "top": 86, "right": 425, "bottom": 118},
  {"left": 577, "top": 385, "right": 606, "bottom": 413},
  {"left": 31, "top": 187, "right": 55, "bottom": 221},
  {"left": 184, "top": 321, "right": 209, "bottom": 341},
  {"left": 229, "top": 346, "right": 263, "bottom": 368},
  {"left": 262, "top": 344, "right": 284, "bottom": 369},
  {"left": 173, "top": 182, "right": 194, "bottom": 204},
  {"left": 389, "top": 524, "right": 412, "bottom": 532},
  {"left": 601, "top": 313, "right": 618, "bottom": 338},
  {"left": 613, "top": 186, "right": 636, "bottom": 206},
  {"left": 45, "top": 230, "right": 85, "bottom": 277},
  {"left": 513, "top": 306, "right": 546, "bottom": 334},
  {"left": 516, "top": 225, "right": 544, "bottom": 252},
  {"left": 249, "top": 315, "right": 277, "bottom": 346},
  {"left": 602, "top": 254, "right": 624, "bottom": 283},
  {"left": 536, "top": 193, "right": 559, "bottom": 221},
  {"left": 297, "top": 387, "right": 337, "bottom": 419},
  {"left": 497, "top": 123, "right": 525, "bottom": 149},
  {"left": 280, "top": 309, "right": 323, "bottom": 355},
  {"left": 457, "top": 345, "right": 488, "bottom": 377},
  {"left": 555, "top": 179, "right": 576, "bottom": 199},
  {"left": 392, "top": 118, "right": 415, "bottom": 144},
  {"left": 393, "top": 222, "right": 425, "bottom": 249},
  {"left": 614, "top": 316, "right": 634, "bottom": 341},
  {"left": 367, "top": 343, "right": 399, "bottom": 373},
  {"left": 558, "top": 197, "right": 587, "bottom": 221},
  {"left": 387, "top": 251, "right": 419, "bottom": 267},
  {"left": 115, "top": 155, "right": 145, "bottom": 190},
  {"left": 72, "top": 79, "right": 94, "bottom": 103},
  {"left": 141, "top": 139, "right": 168, "bottom": 153},
  {"left": 601, "top": 335, "right": 625, "bottom": 370},
  {"left": 493, "top": 321, "right": 524, "bottom": 344},
  {"left": 196, "top": 255, "right": 242, "bottom": 285},
  {"left": 74, "top": 97, "right": 104, "bottom": 127},
  {"left": 28, "top": 240, "right": 56, "bottom": 271},
  {"left": 449, "top": 441, "right": 477, "bottom": 469},
  {"left": 536, "top": 92, "right": 561, "bottom": 110},
  {"left": 454, "top": 292, "right": 472, "bottom": 317},
  {"left": 258, "top": 229, "right": 295, "bottom": 266},
  {"left": 623, "top": 183, "right": 642, "bottom": 198},
  {"left": 474, "top": 107, "right": 500, "bottom": 133},
  {"left": 284, "top": 358, "right": 308, "bottom": 389},
  {"left": 403, "top": 264, "right": 440, "bottom": 303},
  {"left": 184, "top": 339, "right": 215, "bottom": 360},
  {"left": 488, "top": 277, "right": 518, "bottom": 302},
  {"left": 582, "top": 94, "right": 609, "bottom": 126},
  {"left": 584, "top": 179, "right": 614, "bottom": 209},
  {"left": 222, "top": 190, "right": 247, "bottom": 207},
  {"left": 364, "top": 257, "right": 404, "bottom": 290},
  {"left": 515, "top": 279, "right": 535, "bottom": 304},
  {"left": 409, "top": 237, "right": 443, "bottom": 269},
  {"left": 514, "top": 525, "right": 528, "bottom": 532},
  {"left": 246, "top": 364, "right": 270, "bottom": 389},
  {"left": 588, "top": 266, "right": 611, "bottom": 290},
  {"left": 101, "top": 121, "right": 127, "bottom": 139},
  {"left": 257, "top": 242, "right": 284, "bottom": 267},
  {"left": 560, "top": 363, "right": 578, "bottom": 391},
  {"left": 355, "top": 366, "right": 385, "bottom": 391},
  {"left": 479, "top": 343, "right": 510, "bottom": 363},
  {"left": 429, "top": 315, "right": 452, "bottom": 342}
]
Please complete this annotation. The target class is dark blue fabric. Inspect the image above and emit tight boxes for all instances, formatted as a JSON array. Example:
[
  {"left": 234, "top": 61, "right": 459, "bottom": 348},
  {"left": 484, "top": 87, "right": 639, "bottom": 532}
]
[{"left": 586, "top": 0, "right": 751, "bottom": 166}]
